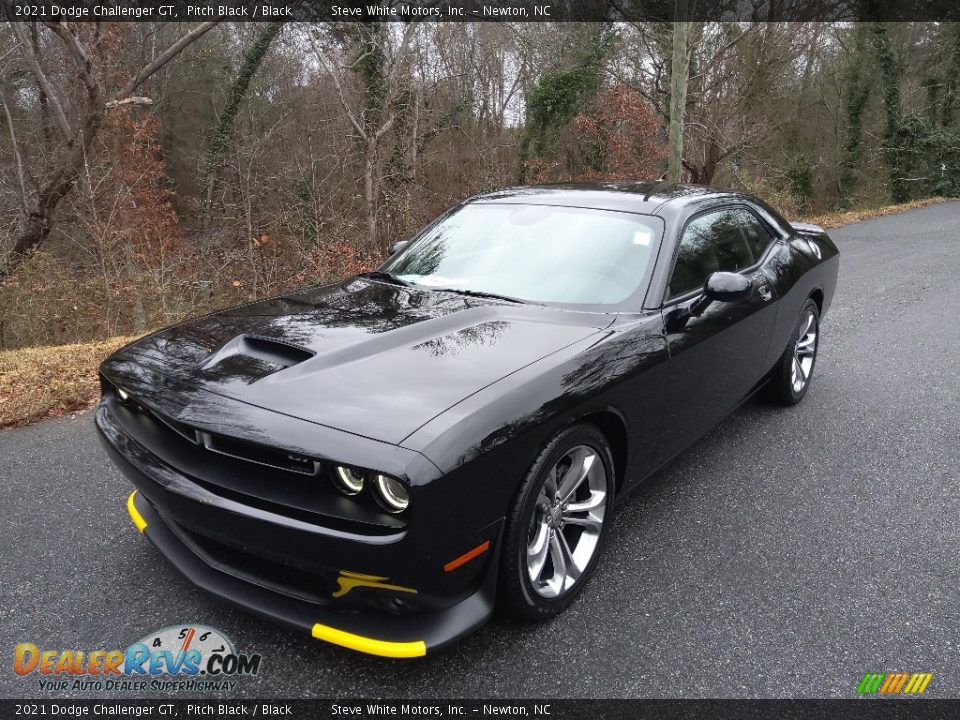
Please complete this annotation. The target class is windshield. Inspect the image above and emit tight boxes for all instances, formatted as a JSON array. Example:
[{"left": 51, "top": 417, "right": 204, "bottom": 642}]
[{"left": 381, "top": 203, "right": 663, "bottom": 307}]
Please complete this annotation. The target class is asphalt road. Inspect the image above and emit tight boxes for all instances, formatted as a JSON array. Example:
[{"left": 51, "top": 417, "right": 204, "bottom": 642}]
[{"left": 2, "top": 201, "right": 959, "bottom": 699}]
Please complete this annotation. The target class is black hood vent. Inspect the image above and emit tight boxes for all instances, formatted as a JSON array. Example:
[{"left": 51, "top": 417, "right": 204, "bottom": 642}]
[{"left": 199, "top": 335, "right": 315, "bottom": 379}]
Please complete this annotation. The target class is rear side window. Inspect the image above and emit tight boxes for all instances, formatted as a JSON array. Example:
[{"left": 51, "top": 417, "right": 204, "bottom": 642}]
[
  {"left": 732, "top": 208, "right": 776, "bottom": 259},
  {"left": 668, "top": 209, "right": 754, "bottom": 298},
  {"left": 748, "top": 197, "right": 795, "bottom": 237}
]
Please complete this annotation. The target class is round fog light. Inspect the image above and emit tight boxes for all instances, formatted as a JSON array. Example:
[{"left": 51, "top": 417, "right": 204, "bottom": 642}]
[
  {"left": 333, "top": 466, "right": 365, "bottom": 495},
  {"left": 374, "top": 474, "right": 409, "bottom": 513}
]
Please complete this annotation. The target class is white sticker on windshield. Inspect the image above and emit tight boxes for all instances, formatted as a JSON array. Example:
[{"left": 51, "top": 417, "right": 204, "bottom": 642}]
[{"left": 633, "top": 230, "right": 652, "bottom": 246}]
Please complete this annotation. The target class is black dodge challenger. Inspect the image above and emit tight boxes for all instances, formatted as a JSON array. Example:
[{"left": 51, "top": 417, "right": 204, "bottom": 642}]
[{"left": 96, "top": 182, "right": 839, "bottom": 658}]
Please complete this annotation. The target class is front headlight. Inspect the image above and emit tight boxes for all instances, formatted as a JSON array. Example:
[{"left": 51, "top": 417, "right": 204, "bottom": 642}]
[
  {"left": 333, "top": 466, "right": 365, "bottom": 496},
  {"left": 373, "top": 474, "right": 409, "bottom": 513}
]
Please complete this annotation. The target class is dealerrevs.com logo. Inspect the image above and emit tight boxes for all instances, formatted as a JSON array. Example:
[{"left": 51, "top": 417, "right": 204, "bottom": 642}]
[{"left": 14, "top": 624, "right": 261, "bottom": 693}]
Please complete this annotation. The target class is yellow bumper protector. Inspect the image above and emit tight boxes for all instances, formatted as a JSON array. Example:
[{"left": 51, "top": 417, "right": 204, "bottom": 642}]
[
  {"left": 126, "top": 491, "right": 147, "bottom": 533},
  {"left": 311, "top": 623, "right": 426, "bottom": 658},
  {"left": 332, "top": 570, "right": 417, "bottom": 599}
]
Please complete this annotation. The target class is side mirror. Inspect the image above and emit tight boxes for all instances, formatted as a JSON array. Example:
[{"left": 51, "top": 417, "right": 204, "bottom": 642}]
[
  {"left": 689, "top": 272, "right": 752, "bottom": 317},
  {"left": 389, "top": 240, "right": 409, "bottom": 256}
]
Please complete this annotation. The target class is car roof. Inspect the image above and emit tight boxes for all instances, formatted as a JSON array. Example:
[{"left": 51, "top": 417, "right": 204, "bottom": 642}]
[{"left": 466, "top": 182, "right": 741, "bottom": 216}]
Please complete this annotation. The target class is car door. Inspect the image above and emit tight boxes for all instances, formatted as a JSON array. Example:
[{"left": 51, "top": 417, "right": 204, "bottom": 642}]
[{"left": 656, "top": 206, "right": 779, "bottom": 463}]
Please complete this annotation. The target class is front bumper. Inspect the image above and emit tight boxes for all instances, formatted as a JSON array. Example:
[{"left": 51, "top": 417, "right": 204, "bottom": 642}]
[
  {"left": 97, "top": 401, "right": 502, "bottom": 658},
  {"left": 125, "top": 490, "right": 498, "bottom": 658}
]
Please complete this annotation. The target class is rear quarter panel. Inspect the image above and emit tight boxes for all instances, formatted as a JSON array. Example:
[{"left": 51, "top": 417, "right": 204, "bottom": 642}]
[{"left": 764, "top": 231, "right": 840, "bottom": 370}]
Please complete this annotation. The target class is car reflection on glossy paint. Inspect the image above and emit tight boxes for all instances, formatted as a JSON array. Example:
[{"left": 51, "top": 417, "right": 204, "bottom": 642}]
[{"left": 96, "top": 182, "right": 839, "bottom": 658}]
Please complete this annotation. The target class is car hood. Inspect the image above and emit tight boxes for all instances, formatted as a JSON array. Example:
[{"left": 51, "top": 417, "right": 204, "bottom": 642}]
[{"left": 111, "top": 278, "right": 609, "bottom": 444}]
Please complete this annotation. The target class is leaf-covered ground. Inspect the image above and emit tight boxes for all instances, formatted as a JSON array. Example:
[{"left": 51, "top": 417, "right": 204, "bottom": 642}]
[
  {"left": 0, "top": 336, "right": 133, "bottom": 429},
  {"left": 799, "top": 196, "right": 945, "bottom": 229}
]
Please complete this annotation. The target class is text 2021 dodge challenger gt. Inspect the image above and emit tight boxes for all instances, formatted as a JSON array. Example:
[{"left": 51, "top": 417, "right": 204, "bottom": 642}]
[{"left": 96, "top": 182, "right": 838, "bottom": 658}]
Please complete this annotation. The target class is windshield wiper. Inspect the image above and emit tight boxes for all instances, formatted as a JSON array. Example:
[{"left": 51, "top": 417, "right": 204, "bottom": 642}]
[
  {"left": 434, "top": 287, "right": 527, "bottom": 304},
  {"left": 357, "top": 271, "right": 411, "bottom": 287},
  {"left": 358, "top": 273, "right": 527, "bottom": 304}
]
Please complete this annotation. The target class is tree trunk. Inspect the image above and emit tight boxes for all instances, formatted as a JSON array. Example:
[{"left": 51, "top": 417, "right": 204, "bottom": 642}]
[
  {"left": 1, "top": 21, "right": 218, "bottom": 278},
  {"left": 667, "top": 17, "right": 690, "bottom": 184},
  {"left": 838, "top": 25, "right": 872, "bottom": 210},
  {"left": 4, "top": 108, "right": 104, "bottom": 272},
  {"left": 30, "top": 23, "right": 53, "bottom": 143},
  {"left": 942, "top": 23, "right": 960, "bottom": 128},
  {"left": 201, "top": 22, "right": 283, "bottom": 234},
  {"left": 364, "top": 137, "right": 378, "bottom": 252},
  {"left": 687, "top": 141, "right": 721, "bottom": 185},
  {"left": 870, "top": 22, "right": 907, "bottom": 203}
]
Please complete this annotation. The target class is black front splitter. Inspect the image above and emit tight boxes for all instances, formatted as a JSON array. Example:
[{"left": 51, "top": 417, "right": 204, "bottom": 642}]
[{"left": 125, "top": 490, "right": 499, "bottom": 659}]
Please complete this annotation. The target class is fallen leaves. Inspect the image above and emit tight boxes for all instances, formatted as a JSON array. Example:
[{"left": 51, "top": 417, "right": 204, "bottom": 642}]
[
  {"left": 0, "top": 336, "right": 134, "bottom": 430},
  {"left": 797, "top": 197, "right": 948, "bottom": 230}
]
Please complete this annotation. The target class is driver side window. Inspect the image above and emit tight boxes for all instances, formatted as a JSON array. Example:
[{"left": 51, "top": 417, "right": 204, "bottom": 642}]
[{"left": 668, "top": 209, "right": 754, "bottom": 298}]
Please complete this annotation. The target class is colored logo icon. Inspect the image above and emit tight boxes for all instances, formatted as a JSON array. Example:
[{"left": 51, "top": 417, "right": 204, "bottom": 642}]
[{"left": 857, "top": 672, "right": 933, "bottom": 695}]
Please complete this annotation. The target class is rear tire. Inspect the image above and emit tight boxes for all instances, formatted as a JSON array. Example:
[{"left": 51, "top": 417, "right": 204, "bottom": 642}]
[
  {"left": 498, "top": 423, "right": 615, "bottom": 621},
  {"left": 764, "top": 299, "right": 820, "bottom": 406}
]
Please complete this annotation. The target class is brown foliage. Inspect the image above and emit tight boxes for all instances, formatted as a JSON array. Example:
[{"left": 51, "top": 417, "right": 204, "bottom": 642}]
[
  {"left": 570, "top": 84, "right": 668, "bottom": 182},
  {"left": 525, "top": 84, "right": 667, "bottom": 185},
  {"left": 85, "top": 107, "right": 185, "bottom": 268}
]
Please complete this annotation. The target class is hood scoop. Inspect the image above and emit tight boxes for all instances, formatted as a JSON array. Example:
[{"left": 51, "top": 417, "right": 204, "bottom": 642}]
[{"left": 199, "top": 335, "right": 315, "bottom": 383}]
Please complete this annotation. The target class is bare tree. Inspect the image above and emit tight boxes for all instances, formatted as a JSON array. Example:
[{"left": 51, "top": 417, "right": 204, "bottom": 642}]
[
  {"left": 0, "top": 19, "right": 219, "bottom": 277},
  {"left": 201, "top": 21, "right": 284, "bottom": 235},
  {"left": 9, "top": 22, "right": 72, "bottom": 140},
  {"left": 308, "top": 23, "right": 417, "bottom": 252},
  {"left": 0, "top": 44, "right": 28, "bottom": 213}
]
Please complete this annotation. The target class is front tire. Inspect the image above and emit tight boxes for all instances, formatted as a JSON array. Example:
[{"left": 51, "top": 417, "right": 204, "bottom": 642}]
[
  {"left": 764, "top": 299, "right": 820, "bottom": 405},
  {"left": 498, "top": 424, "right": 615, "bottom": 621}
]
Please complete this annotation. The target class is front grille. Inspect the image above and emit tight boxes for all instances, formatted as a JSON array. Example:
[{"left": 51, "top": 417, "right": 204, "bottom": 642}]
[
  {"left": 152, "top": 410, "right": 201, "bottom": 445},
  {"left": 146, "top": 405, "right": 322, "bottom": 476},
  {"left": 172, "top": 522, "right": 417, "bottom": 615},
  {"left": 107, "top": 376, "right": 323, "bottom": 480},
  {"left": 100, "top": 376, "right": 406, "bottom": 534},
  {"left": 200, "top": 431, "right": 321, "bottom": 476},
  {"left": 175, "top": 524, "right": 336, "bottom": 605}
]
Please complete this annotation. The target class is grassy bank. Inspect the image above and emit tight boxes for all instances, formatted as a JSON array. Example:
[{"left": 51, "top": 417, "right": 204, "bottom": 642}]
[
  {"left": 0, "top": 197, "right": 950, "bottom": 431},
  {"left": 798, "top": 196, "right": 946, "bottom": 229},
  {"left": 0, "top": 337, "right": 133, "bottom": 429}
]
